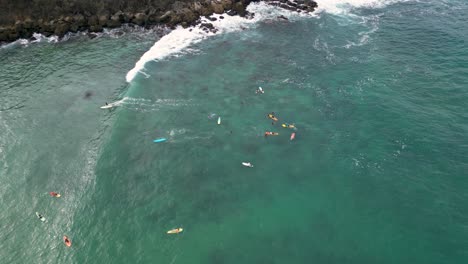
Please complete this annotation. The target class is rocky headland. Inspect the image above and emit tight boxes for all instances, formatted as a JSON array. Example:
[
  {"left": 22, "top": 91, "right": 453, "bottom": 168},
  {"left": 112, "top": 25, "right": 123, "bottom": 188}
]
[{"left": 0, "top": 0, "right": 317, "bottom": 43}]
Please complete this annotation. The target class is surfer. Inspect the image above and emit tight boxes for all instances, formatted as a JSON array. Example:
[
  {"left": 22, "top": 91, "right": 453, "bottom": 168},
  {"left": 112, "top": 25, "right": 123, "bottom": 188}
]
[
  {"left": 49, "top": 192, "right": 61, "bottom": 197},
  {"left": 63, "top": 236, "right": 72, "bottom": 247},
  {"left": 267, "top": 112, "right": 278, "bottom": 122},
  {"left": 167, "top": 228, "right": 183, "bottom": 234},
  {"left": 242, "top": 162, "right": 254, "bottom": 167},
  {"left": 282, "top": 123, "right": 295, "bottom": 129},
  {"left": 264, "top": 132, "right": 278, "bottom": 137},
  {"left": 256, "top": 87, "right": 265, "bottom": 94},
  {"left": 36, "top": 212, "right": 45, "bottom": 222},
  {"left": 105, "top": 102, "right": 108, "bottom": 105}
]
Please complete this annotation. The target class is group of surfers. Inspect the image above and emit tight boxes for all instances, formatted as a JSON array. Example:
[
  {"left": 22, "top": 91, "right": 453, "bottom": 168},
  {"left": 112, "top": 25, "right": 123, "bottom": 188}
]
[
  {"left": 35, "top": 192, "right": 72, "bottom": 247},
  {"left": 265, "top": 111, "right": 296, "bottom": 139},
  {"left": 36, "top": 192, "right": 183, "bottom": 248}
]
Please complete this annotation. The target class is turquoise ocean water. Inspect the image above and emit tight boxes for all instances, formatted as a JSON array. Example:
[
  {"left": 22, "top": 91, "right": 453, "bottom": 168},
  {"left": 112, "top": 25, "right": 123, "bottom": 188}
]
[{"left": 1, "top": 0, "right": 468, "bottom": 263}]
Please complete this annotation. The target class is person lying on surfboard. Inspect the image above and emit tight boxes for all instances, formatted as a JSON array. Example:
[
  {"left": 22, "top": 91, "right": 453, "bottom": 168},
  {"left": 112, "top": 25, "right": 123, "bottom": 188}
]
[
  {"left": 49, "top": 192, "right": 61, "bottom": 197},
  {"left": 282, "top": 123, "right": 295, "bottom": 129},
  {"left": 267, "top": 112, "right": 278, "bottom": 122},
  {"left": 63, "top": 236, "right": 72, "bottom": 247},
  {"left": 264, "top": 132, "right": 279, "bottom": 137}
]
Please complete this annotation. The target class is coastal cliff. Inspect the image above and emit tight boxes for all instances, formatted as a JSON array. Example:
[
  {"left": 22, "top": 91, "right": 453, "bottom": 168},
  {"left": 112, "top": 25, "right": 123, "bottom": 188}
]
[{"left": 0, "top": 0, "right": 317, "bottom": 42}]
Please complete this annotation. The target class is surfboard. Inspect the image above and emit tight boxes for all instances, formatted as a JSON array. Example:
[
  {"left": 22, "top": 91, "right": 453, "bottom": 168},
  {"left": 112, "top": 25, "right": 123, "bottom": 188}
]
[
  {"left": 282, "top": 124, "right": 295, "bottom": 129},
  {"left": 49, "top": 192, "right": 61, "bottom": 197},
  {"left": 36, "top": 212, "right": 45, "bottom": 222},
  {"left": 153, "top": 138, "right": 167, "bottom": 143},
  {"left": 290, "top": 132, "right": 296, "bottom": 141},
  {"left": 242, "top": 162, "right": 253, "bottom": 168},
  {"left": 167, "top": 228, "right": 183, "bottom": 234},
  {"left": 100, "top": 104, "right": 113, "bottom": 109},
  {"left": 63, "top": 236, "right": 72, "bottom": 247},
  {"left": 217, "top": 117, "right": 221, "bottom": 125}
]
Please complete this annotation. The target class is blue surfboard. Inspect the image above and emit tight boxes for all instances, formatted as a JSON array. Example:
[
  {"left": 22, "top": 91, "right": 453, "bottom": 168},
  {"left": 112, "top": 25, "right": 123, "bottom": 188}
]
[{"left": 153, "top": 138, "right": 167, "bottom": 143}]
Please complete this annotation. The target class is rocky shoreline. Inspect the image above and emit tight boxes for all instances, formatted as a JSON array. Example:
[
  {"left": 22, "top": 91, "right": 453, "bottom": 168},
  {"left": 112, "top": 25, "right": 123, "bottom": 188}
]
[{"left": 0, "top": 0, "right": 317, "bottom": 43}]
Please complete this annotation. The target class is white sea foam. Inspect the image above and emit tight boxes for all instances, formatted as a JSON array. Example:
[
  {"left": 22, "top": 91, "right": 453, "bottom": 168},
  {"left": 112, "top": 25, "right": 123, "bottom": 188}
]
[
  {"left": 125, "top": 2, "right": 315, "bottom": 83},
  {"left": 315, "top": 0, "right": 412, "bottom": 15},
  {"left": 0, "top": 25, "right": 165, "bottom": 49},
  {"left": 125, "top": 0, "right": 415, "bottom": 82}
]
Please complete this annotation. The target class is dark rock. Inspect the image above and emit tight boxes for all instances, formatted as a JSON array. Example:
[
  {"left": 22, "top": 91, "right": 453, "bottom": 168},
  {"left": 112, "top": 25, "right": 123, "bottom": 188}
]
[
  {"left": 108, "top": 14, "right": 122, "bottom": 28},
  {"left": 64, "top": 16, "right": 73, "bottom": 23},
  {"left": 200, "top": 6, "right": 214, "bottom": 16},
  {"left": 192, "top": 2, "right": 204, "bottom": 13},
  {"left": 0, "top": 27, "right": 10, "bottom": 42},
  {"left": 88, "top": 16, "right": 99, "bottom": 27},
  {"left": 87, "top": 33, "right": 98, "bottom": 39},
  {"left": 178, "top": 8, "right": 197, "bottom": 24},
  {"left": 227, "top": 10, "right": 238, "bottom": 16},
  {"left": 14, "top": 21, "right": 24, "bottom": 33},
  {"left": 232, "top": 2, "right": 247, "bottom": 16},
  {"left": 159, "top": 11, "right": 173, "bottom": 23},
  {"left": 200, "top": 22, "right": 214, "bottom": 30},
  {"left": 220, "top": 0, "right": 233, "bottom": 10},
  {"left": 208, "top": 16, "right": 217, "bottom": 21},
  {"left": 211, "top": 2, "right": 224, "bottom": 14},
  {"left": 98, "top": 15, "right": 109, "bottom": 26},
  {"left": 23, "top": 19, "right": 34, "bottom": 30},
  {"left": 220, "top": 16, "right": 224, "bottom": 19},
  {"left": 54, "top": 22, "right": 70, "bottom": 36},
  {"left": 8, "top": 30, "right": 19, "bottom": 40},
  {"left": 73, "top": 14, "right": 87, "bottom": 27},
  {"left": 148, "top": 13, "right": 160, "bottom": 23},
  {"left": 89, "top": 25, "right": 103, "bottom": 32},
  {"left": 287, "top": 1, "right": 298, "bottom": 7},
  {"left": 172, "top": 1, "right": 187, "bottom": 11},
  {"left": 305, "top": 0, "right": 318, "bottom": 8},
  {"left": 245, "top": 11, "right": 255, "bottom": 19},
  {"left": 123, "top": 12, "right": 134, "bottom": 23},
  {"left": 114, "top": 11, "right": 126, "bottom": 22},
  {"left": 69, "top": 24, "right": 79, "bottom": 32},
  {"left": 280, "top": 3, "right": 296, "bottom": 11},
  {"left": 132, "top": 13, "right": 147, "bottom": 26},
  {"left": 277, "top": 15, "right": 288, "bottom": 21}
]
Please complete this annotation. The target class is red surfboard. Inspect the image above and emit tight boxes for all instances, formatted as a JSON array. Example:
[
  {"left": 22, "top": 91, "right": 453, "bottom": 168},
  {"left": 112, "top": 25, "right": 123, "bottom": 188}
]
[{"left": 49, "top": 192, "right": 61, "bottom": 197}]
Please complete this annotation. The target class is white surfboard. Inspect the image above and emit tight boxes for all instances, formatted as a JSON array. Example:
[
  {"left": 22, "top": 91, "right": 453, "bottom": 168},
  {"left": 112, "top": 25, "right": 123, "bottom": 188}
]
[
  {"left": 100, "top": 104, "right": 113, "bottom": 109},
  {"left": 217, "top": 116, "right": 221, "bottom": 125},
  {"left": 36, "top": 212, "right": 45, "bottom": 222},
  {"left": 242, "top": 162, "right": 253, "bottom": 168}
]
